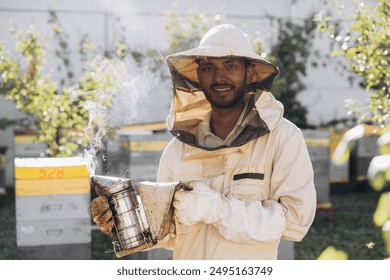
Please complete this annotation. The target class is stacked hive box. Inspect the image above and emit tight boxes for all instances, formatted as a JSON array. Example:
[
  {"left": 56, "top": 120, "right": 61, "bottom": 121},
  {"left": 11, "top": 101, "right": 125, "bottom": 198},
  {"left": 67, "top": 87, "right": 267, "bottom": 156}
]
[
  {"left": 303, "top": 130, "right": 331, "bottom": 204},
  {"left": 303, "top": 129, "right": 334, "bottom": 221},
  {"left": 14, "top": 157, "right": 91, "bottom": 259},
  {"left": 106, "top": 128, "right": 171, "bottom": 182},
  {"left": 329, "top": 125, "right": 380, "bottom": 184},
  {"left": 0, "top": 146, "right": 7, "bottom": 193},
  {"left": 329, "top": 128, "right": 350, "bottom": 184},
  {"left": 351, "top": 134, "right": 379, "bottom": 182},
  {"left": 13, "top": 131, "right": 47, "bottom": 158},
  {"left": 123, "top": 132, "right": 171, "bottom": 182},
  {"left": 12, "top": 131, "right": 47, "bottom": 192}
]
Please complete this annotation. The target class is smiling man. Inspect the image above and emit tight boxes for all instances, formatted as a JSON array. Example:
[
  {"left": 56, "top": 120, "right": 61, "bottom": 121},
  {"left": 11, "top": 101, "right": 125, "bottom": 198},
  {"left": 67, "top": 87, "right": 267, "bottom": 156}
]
[
  {"left": 195, "top": 57, "right": 254, "bottom": 145},
  {"left": 160, "top": 24, "right": 316, "bottom": 259},
  {"left": 90, "top": 24, "right": 316, "bottom": 260}
]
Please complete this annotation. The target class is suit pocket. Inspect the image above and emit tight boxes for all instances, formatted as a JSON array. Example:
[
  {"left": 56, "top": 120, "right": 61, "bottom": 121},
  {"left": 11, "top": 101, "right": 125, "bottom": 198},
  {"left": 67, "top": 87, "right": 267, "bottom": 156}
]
[{"left": 230, "top": 177, "right": 269, "bottom": 201}]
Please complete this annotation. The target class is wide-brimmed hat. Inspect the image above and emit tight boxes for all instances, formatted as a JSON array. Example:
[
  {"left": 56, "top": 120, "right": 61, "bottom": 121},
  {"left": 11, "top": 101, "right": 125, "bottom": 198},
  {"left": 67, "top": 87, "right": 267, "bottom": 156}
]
[{"left": 167, "top": 24, "right": 279, "bottom": 92}]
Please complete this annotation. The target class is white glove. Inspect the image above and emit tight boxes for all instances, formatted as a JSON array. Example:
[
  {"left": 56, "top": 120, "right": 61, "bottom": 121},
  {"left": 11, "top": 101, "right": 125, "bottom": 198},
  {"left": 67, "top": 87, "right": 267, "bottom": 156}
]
[{"left": 173, "top": 181, "right": 221, "bottom": 226}]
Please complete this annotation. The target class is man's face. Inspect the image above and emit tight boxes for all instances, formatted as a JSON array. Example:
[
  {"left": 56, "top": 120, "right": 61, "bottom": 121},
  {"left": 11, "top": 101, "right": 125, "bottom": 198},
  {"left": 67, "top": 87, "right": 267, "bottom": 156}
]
[{"left": 197, "top": 57, "right": 254, "bottom": 108}]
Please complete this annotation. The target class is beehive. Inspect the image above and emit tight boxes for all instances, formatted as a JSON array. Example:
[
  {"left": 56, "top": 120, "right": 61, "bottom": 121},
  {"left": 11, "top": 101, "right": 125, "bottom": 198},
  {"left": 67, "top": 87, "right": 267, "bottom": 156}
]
[
  {"left": 14, "top": 157, "right": 91, "bottom": 247},
  {"left": 303, "top": 129, "right": 331, "bottom": 203}
]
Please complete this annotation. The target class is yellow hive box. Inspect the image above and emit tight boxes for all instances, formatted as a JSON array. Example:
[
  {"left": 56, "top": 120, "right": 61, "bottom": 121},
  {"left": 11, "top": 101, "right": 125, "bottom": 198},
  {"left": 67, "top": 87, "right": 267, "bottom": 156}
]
[{"left": 15, "top": 157, "right": 90, "bottom": 196}]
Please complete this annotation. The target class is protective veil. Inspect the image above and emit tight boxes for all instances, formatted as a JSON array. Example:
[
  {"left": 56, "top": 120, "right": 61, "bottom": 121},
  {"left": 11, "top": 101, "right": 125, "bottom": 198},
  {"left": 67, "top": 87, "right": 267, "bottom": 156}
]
[
  {"left": 166, "top": 24, "right": 279, "bottom": 150},
  {"left": 158, "top": 24, "right": 316, "bottom": 259}
]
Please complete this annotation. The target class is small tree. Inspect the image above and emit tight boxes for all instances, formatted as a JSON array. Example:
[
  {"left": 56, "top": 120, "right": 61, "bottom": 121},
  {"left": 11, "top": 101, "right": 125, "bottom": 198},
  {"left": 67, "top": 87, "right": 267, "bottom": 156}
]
[
  {"left": 314, "top": 0, "right": 389, "bottom": 127},
  {"left": 267, "top": 16, "right": 317, "bottom": 128},
  {"left": 0, "top": 12, "right": 141, "bottom": 157},
  {"left": 0, "top": 25, "right": 89, "bottom": 157},
  {"left": 315, "top": 0, "right": 390, "bottom": 259}
]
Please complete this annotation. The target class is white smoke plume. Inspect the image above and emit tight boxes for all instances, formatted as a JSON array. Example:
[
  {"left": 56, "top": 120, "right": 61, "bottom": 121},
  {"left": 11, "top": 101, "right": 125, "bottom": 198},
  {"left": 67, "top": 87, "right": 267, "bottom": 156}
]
[
  {"left": 71, "top": 0, "right": 164, "bottom": 176},
  {"left": 71, "top": 55, "right": 159, "bottom": 175}
]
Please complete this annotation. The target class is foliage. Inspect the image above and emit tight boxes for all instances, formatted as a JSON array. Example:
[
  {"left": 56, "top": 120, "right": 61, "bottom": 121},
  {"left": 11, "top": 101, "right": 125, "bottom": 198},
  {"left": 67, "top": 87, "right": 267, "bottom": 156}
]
[
  {"left": 314, "top": 0, "right": 390, "bottom": 127},
  {"left": 267, "top": 16, "right": 317, "bottom": 128},
  {"left": 371, "top": 129, "right": 390, "bottom": 258},
  {"left": 48, "top": 11, "right": 74, "bottom": 87},
  {"left": 0, "top": 12, "right": 135, "bottom": 157},
  {"left": 314, "top": 0, "right": 390, "bottom": 259},
  {"left": 164, "top": 13, "right": 222, "bottom": 54},
  {"left": 317, "top": 246, "right": 348, "bottom": 260},
  {"left": 331, "top": 124, "right": 390, "bottom": 258},
  {"left": 0, "top": 25, "right": 89, "bottom": 157},
  {"left": 153, "top": 13, "right": 222, "bottom": 80}
]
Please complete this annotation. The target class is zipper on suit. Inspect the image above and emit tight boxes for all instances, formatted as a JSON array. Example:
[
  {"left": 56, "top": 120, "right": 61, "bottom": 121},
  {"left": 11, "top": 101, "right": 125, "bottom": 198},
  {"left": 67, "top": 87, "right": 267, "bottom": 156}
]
[{"left": 203, "top": 176, "right": 214, "bottom": 259}]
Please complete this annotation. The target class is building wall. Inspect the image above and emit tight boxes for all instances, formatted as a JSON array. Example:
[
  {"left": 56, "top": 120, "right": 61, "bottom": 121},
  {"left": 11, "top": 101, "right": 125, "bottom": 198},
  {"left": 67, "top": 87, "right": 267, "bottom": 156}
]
[{"left": 0, "top": 0, "right": 372, "bottom": 186}]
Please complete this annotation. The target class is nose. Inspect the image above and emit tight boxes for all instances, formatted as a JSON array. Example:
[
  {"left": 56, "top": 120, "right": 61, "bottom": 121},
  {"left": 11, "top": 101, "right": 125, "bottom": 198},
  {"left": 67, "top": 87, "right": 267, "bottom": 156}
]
[{"left": 214, "top": 67, "right": 228, "bottom": 83}]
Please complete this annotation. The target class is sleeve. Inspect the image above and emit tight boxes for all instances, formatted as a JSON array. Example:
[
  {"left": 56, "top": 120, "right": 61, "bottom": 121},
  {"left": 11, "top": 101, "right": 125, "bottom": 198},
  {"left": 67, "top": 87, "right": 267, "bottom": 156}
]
[
  {"left": 211, "top": 128, "right": 316, "bottom": 243},
  {"left": 153, "top": 139, "right": 176, "bottom": 250},
  {"left": 157, "top": 139, "right": 174, "bottom": 183},
  {"left": 212, "top": 195, "right": 287, "bottom": 243},
  {"left": 270, "top": 128, "right": 317, "bottom": 241}
]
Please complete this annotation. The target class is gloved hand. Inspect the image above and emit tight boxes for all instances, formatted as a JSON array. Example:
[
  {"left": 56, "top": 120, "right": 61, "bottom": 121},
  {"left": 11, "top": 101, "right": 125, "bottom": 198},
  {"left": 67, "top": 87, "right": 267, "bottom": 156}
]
[
  {"left": 173, "top": 181, "right": 221, "bottom": 226},
  {"left": 89, "top": 196, "right": 115, "bottom": 236}
]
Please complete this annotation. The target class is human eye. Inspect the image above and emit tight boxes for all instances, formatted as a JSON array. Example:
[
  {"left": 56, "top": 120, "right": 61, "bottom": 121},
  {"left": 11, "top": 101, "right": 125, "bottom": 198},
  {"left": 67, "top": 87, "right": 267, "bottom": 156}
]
[
  {"left": 200, "top": 65, "right": 213, "bottom": 72},
  {"left": 226, "top": 63, "right": 238, "bottom": 70}
]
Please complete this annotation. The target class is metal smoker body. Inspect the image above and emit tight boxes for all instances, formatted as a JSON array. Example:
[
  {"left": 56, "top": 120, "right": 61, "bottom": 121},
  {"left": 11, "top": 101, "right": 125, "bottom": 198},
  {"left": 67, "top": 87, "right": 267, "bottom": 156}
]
[{"left": 91, "top": 175, "right": 179, "bottom": 257}]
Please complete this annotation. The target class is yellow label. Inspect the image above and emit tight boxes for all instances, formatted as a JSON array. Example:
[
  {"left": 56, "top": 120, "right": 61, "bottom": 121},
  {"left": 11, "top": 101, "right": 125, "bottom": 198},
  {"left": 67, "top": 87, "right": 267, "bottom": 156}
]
[
  {"left": 317, "top": 202, "right": 333, "bottom": 209},
  {"left": 15, "top": 166, "right": 89, "bottom": 180},
  {"left": 120, "top": 122, "right": 166, "bottom": 132},
  {"left": 15, "top": 177, "right": 90, "bottom": 196},
  {"left": 0, "top": 155, "right": 5, "bottom": 166},
  {"left": 120, "top": 141, "right": 169, "bottom": 151},
  {"left": 14, "top": 135, "right": 43, "bottom": 143},
  {"left": 305, "top": 138, "right": 330, "bottom": 147},
  {"left": 363, "top": 124, "right": 382, "bottom": 136}
]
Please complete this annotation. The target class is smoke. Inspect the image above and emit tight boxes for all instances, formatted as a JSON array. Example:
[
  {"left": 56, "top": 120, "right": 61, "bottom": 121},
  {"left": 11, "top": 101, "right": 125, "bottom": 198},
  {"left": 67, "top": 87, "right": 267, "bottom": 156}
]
[
  {"left": 69, "top": 0, "right": 165, "bottom": 176},
  {"left": 71, "top": 54, "right": 159, "bottom": 176},
  {"left": 106, "top": 61, "right": 158, "bottom": 128}
]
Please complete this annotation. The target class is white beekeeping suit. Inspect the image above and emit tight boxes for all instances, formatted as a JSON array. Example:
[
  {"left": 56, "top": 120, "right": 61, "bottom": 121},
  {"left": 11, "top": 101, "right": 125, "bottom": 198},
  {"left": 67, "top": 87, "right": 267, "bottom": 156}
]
[{"left": 156, "top": 24, "right": 317, "bottom": 260}]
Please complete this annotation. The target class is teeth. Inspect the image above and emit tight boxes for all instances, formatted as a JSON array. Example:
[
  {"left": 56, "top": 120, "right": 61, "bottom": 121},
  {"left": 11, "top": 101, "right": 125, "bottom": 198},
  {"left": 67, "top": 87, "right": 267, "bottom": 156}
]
[{"left": 214, "top": 87, "right": 231, "bottom": 91}]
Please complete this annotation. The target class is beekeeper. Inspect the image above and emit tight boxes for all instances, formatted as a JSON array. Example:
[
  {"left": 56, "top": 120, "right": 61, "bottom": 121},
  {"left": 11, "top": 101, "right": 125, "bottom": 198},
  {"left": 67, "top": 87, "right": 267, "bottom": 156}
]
[{"left": 91, "top": 23, "right": 316, "bottom": 260}]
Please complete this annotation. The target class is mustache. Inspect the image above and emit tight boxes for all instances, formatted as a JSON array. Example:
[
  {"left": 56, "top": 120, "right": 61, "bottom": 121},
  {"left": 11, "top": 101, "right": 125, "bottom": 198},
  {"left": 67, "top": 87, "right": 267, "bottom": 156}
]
[{"left": 210, "top": 83, "right": 234, "bottom": 89}]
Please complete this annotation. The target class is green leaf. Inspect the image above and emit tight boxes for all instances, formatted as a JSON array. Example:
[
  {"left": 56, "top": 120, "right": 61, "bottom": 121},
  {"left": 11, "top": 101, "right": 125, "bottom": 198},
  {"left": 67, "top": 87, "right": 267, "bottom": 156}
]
[
  {"left": 317, "top": 246, "right": 348, "bottom": 260},
  {"left": 382, "top": 221, "right": 390, "bottom": 256},
  {"left": 373, "top": 192, "right": 390, "bottom": 227}
]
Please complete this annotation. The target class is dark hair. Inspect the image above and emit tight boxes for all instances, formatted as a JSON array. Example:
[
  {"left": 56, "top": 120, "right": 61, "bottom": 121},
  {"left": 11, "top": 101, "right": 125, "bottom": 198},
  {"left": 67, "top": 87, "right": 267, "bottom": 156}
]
[{"left": 194, "top": 56, "right": 252, "bottom": 68}]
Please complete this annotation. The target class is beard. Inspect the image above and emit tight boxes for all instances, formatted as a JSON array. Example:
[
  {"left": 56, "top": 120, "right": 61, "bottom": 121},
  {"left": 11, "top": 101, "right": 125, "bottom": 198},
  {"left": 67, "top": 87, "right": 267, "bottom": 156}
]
[{"left": 203, "top": 80, "right": 247, "bottom": 109}]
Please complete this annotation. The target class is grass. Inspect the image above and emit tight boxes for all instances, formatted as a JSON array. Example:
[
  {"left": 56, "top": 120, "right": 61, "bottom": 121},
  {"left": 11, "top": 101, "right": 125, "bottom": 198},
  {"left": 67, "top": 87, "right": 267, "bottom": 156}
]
[
  {"left": 0, "top": 182, "right": 387, "bottom": 260},
  {"left": 295, "top": 183, "right": 386, "bottom": 260},
  {"left": 0, "top": 190, "right": 17, "bottom": 260}
]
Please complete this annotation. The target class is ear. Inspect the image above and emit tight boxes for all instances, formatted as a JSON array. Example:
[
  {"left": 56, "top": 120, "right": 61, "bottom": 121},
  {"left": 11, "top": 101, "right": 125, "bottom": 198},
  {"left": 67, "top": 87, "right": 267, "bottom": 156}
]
[{"left": 246, "top": 64, "right": 255, "bottom": 83}]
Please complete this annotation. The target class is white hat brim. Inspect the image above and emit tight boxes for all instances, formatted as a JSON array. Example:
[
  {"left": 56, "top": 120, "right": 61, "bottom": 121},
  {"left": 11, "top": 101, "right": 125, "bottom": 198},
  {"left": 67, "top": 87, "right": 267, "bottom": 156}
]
[{"left": 167, "top": 45, "right": 278, "bottom": 86}]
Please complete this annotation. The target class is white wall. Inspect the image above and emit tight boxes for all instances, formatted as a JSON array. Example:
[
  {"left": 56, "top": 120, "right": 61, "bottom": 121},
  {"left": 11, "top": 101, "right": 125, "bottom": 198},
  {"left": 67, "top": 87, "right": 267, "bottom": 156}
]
[{"left": 0, "top": 0, "right": 373, "bottom": 186}]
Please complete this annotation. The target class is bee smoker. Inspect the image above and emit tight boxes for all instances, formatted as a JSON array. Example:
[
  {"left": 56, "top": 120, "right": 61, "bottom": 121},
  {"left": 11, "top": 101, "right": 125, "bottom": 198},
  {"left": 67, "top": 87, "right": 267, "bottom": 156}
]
[{"left": 91, "top": 175, "right": 181, "bottom": 257}]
